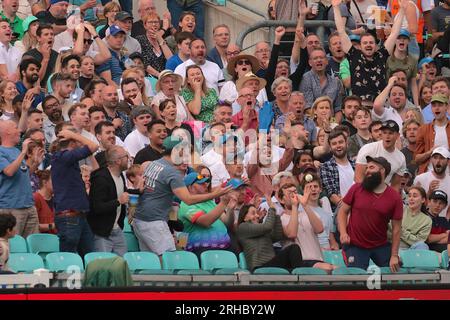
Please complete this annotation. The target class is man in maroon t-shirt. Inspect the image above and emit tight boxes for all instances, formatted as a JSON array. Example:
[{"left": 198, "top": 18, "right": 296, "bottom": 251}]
[{"left": 338, "top": 156, "right": 403, "bottom": 272}]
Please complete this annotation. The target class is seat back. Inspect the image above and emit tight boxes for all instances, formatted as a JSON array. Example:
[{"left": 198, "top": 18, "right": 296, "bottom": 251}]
[
  {"left": 332, "top": 267, "right": 367, "bottom": 275},
  {"left": 84, "top": 252, "right": 118, "bottom": 266},
  {"left": 200, "top": 250, "right": 238, "bottom": 271},
  {"left": 400, "top": 250, "right": 440, "bottom": 269},
  {"left": 8, "top": 253, "right": 44, "bottom": 273},
  {"left": 9, "top": 235, "right": 28, "bottom": 253},
  {"left": 162, "top": 251, "right": 200, "bottom": 270},
  {"left": 123, "top": 252, "right": 161, "bottom": 272},
  {"left": 124, "top": 233, "right": 140, "bottom": 252},
  {"left": 253, "top": 267, "right": 290, "bottom": 274},
  {"left": 46, "top": 252, "right": 84, "bottom": 272},
  {"left": 238, "top": 252, "right": 248, "bottom": 269},
  {"left": 323, "top": 250, "right": 346, "bottom": 267},
  {"left": 441, "top": 250, "right": 449, "bottom": 269},
  {"left": 26, "top": 234, "right": 59, "bottom": 255},
  {"left": 292, "top": 267, "right": 328, "bottom": 275}
]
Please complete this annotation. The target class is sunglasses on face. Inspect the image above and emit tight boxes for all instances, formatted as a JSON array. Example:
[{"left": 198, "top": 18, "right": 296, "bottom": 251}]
[{"left": 237, "top": 60, "right": 251, "bottom": 66}]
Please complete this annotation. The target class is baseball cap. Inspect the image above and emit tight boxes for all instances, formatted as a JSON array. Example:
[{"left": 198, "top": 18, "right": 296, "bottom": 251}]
[
  {"left": 226, "top": 178, "right": 247, "bottom": 190},
  {"left": 50, "top": 0, "right": 69, "bottom": 5},
  {"left": 366, "top": 156, "right": 391, "bottom": 176},
  {"left": 429, "top": 190, "right": 448, "bottom": 204},
  {"left": 431, "top": 146, "right": 450, "bottom": 159},
  {"left": 430, "top": 94, "right": 449, "bottom": 105},
  {"left": 162, "top": 136, "right": 183, "bottom": 152},
  {"left": 22, "top": 16, "right": 38, "bottom": 33},
  {"left": 115, "top": 11, "right": 133, "bottom": 21},
  {"left": 380, "top": 120, "right": 400, "bottom": 133},
  {"left": 106, "top": 25, "right": 126, "bottom": 37},
  {"left": 184, "top": 172, "right": 210, "bottom": 186},
  {"left": 130, "top": 105, "right": 154, "bottom": 120},
  {"left": 398, "top": 29, "right": 410, "bottom": 39},
  {"left": 418, "top": 57, "right": 435, "bottom": 69},
  {"left": 349, "top": 34, "right": 360, "bottom": 42}
]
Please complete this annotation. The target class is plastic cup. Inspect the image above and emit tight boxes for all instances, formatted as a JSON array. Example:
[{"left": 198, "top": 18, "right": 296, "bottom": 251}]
[{"left": 129, "top": 194, "right": 139, "bottom": 207}]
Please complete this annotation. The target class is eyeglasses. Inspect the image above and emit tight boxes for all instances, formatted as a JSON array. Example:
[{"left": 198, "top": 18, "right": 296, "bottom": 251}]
[
  {"left": 84, "top": 39, "right": 93, "bottom": 45},
  {"left": 238, "top": 93, "right": 256, "bottom": 99},
  {"left": 226, "top": 50, "right": 240, "bottom": 56},
  {"left": 255, "top": 49, "right": 270, "bottom": 54},
  {"left": 147, "top": 20, "right": 160, "bottom": 25},
  {"left": 237, "top": 59, "right": 251, "bottom": 66}
]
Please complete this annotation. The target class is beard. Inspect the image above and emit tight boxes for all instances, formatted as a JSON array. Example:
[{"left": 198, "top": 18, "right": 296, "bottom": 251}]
[
  {"left": 27, "top": 74, "right": 39, "bottom": 84},
  {"left": 433, "top": 163, "right": 447, "bottom": 175},
  {"left": 332, "top": 148, "right": 347, "bottom": 159},
  {"left": 362, "top": 171, "right": 383, "bottom": 192}
]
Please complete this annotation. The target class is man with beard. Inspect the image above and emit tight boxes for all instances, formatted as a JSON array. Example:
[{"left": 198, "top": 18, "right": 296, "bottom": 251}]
[
  {"left": 101, "top": 85, "right": 132, "bottom": 141},
  {"left": 49, "top": 73, "right": 74, "bottom": 121},
  {"left": 341, "top": 96, "right": 360, "bottom": 136},
  {"left": 16, "top": 59, "right": 45, "bottom": 110},
  {"left": 415, "top": 94, "right": 450, "bottom": 173},
  {"left": 355, "top": 120, "right": 407, "bottom": 190},
  {"left": 320, "top": 130, "right": 355, "bottom": 212},
  {"left": 94, "top": 121, "right": 119, "bottom": 168},
  {"left": 299, "top": 48, "right": 343, "bottom": 122},
  {"left": 174, "top": 38, "right": 224, "bottom": 94},
  {"left": 275, "top": 92, "right": 316, "bottom": 144},
  {"left": 118, "top": 78, "right": 143, "bottom": 116},
  {"left": 401, "top": 119, "right": 420, "bottom": 179},
  {"left": 414, "top": 147, "right": 450, "bottom": 217},
  {"left": 338, "top": 156, "right": 403, "bottom": 271},
  {"left": 327, "top": 32, "right": 346, "bottom": 77},
  {"left": 60, "top": 54, "right": 84, "bottom": 104},
  {"left": 42, "top": 95, "right": 64, "bottom": 142},
  {"left": 134, "top": 119, "right": 167, "bottom": 165}
]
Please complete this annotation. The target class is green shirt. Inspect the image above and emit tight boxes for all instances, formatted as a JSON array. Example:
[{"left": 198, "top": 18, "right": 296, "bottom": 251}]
[
  {"left": 180, "top": 87, "right": 218, "bottom": 123},
  {"left": 388, "top": 207, "right": 432, "bottom": 248},
  {"left": 0, "top": 12, "right": 24, "bottom": 40}
]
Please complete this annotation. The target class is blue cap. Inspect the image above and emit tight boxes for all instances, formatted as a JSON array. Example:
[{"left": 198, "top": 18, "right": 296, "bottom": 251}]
[
  {"left": 106, "top": 25, "right": 126, "bottom": 37},
  {"left": 50, "top": 0, "right": 69, "bottom": 4},
  {"left": 398, "top": 29, "right": 410, "bottom": 39},
  {"left": 184, "top": 172, "right": 209, "bottom": 186},
  {"left": 418, "top": 57, "right": 434, "bottom": 69},
  {"left": 349, "top": 34, "right": 360, "bottom": 42},
  {"left": 226, "top": 178, "right": 246, "bottom": 190}
]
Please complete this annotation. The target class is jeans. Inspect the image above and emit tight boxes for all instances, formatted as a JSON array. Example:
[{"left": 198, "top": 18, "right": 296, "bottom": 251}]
[
  {"left": 93, "top": 228, "right": 127, "bottom": 256},
  {"left": 101, "top": 0, "right": 132, "bottom": 14},
  {"left": 409, "top": 241, "right": 429, "bottom": 250},
  {"left": 167, "top": 0, "right": 205, "bottom": 39},
  {"left": 55, "top": 214, "right": 94, "bottom": 257},
  {"left": 343, "top": 243, "right": 391, "bottom": 270}
]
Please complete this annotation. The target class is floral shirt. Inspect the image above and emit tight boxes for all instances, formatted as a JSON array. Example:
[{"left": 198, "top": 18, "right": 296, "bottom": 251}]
[{"left": 180, "top": 88, "right": 218, "bottom": 123}]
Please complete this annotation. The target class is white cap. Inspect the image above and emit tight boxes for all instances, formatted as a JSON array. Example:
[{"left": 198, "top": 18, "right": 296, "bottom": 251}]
[{"left": 432, "top": 146, "right": 450, "bottom": 159}]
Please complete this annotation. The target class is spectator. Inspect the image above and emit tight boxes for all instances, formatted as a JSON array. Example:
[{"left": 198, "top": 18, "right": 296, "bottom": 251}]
[
  {"left": 320, "top": 130, "right": 355, "bottom": 212},
  {"left": 388, "top": 186, "right": 431, "bottom": 250},
  {"left": 167, "top": 0, "right": 204, "bottom": 38},
  {"left": 418, "top": 58, "right": 438, "bottom": 94},
  {"left": 124, "top": 106, "right": 154, "bottom": 159},
  {"left": 348, "top": 105, "right": 373, "bottom": 161},
  {"left": 33, "top": 169, "right": 56, "bottom": 234},
  {"left": 134, "top": 119, "right": 167, "bottom": 165},
  {"left": 338, "top": 156, "right": 403, "bottom": 271},
  {"left": 180, "top": 64, "right": 218, "bottom": 123},
  {"left": 419, "top": 82, "right": 433, "bottom": 109},
  {"left": 41, "top": 95, "right": 63, "bottom": 142},
  {"left": 24, "top": 24, "right": 58, "bottom": 87},
  {"left": 101, "top": 85, "right": 132, "bottom": 142},
  {"left": 231, "top": 86, "right": 259, "bottom": 132},
  {"left": 71, "top": 23, "right": 112, "bottom": 66},
  {"left": 355, "top": 120, "right": 407, "bottom": 189},
  {"left": 213, "top": 102, "right": 234, "bottom": 130},
  {"left": 0, "top": 120, "right": 39, "bottom": 238},
  {"left": 35, "top": 0, "right": 69, "bottom": 35},
  {"left": 327, "top": 32, "right": 346, "bottom": 77},
  {"left": 0, "top": 213, "right": 16, "bottom": 273},
  {"left": 51, "top": 122, "right": 98, "bottom": 255},
  {"left": 270, "top": 77, "right": 292, "bottom": 125},
  {"left": 207, "top": 24, "right": 230, "bottom": 70},
  {"left": 311, "top": 96, "right": 339, "bottom": 134},
  {"left": 414, "top": 147, "right": 450, "bottom": 217},
  {"left": 328, "top": 0, "right": 362, "bottom": 34},
  {"left": 97, "top": 1, "right": 121, "bottom": 39},
  {"left": 165, "top": 31, "right": 194, "bottom": 72},
  {"left": 0, "top": 19, "right": 23, "bottom": 81},
  {"left": 429, "top": 0, "right": 450, "bottom": 49},
  {"left": 96, "top": 25, "right": 126, "bottom": 86},
  {"left": 401, "top": 118, "right": 420, "bottom": 177},
  {"left": 178, "top": 172, "right": 237, "bottom": 257},
  {"left": 340, "top": 96, "right": 360, "bottom": 136},
  {"left": 71, "top": 0, "right": 102, "bottom": 24},
  {"left": 0, "top": 80, "right": 19, "bottom": 122},
  {"left": 78, "top": 56, "right": 95, "bottom": 91},
  {"left": 175, "top": 38, "right": 225, "bottom": 94},
  {"left": 14, "top": 16, "right": 39, "bottom": 54},
  {"left": 254, "top": 41, "right": 271, "bottom": 76},
  {"left": 421, "top": 77, "right": 449, "bottom": 124},
  {"left": 133, "top": 136, "right": 230, "bottom": 256},
  {"left": 1, "top": 0, "right": 24, "bottom": 40},
  {"left": 426, "top": 190, "right": 449, "bottom": 252},
  {"left": 121, "top": 67, "right": 153, "bottom": 106},
  {"left": 131, "top": 0, "right": 156, "bottom": 38},
  {"left": 93, "top": 120, "right": 120, "bottom": 168},
  {"left": 113, "top": 11, "right": 141, "bottom": 55},
  {"left": 369, "top": 120, "right": 383, "bottom": 141},
  {"left": 23, "top": 135, "right": 45, "bottom": 192},
  {"left": 135, "top": 13, "right": 173, "bottom": 78},
  {"left": 159, "top": 98, "right": 193, "bottom": 136},
  {"left": 16, "top": 58, "right": 44, "bottom": 110},
  {"left": 68, "top": 103, "right": 97, "bottom": 146},
  {"left": 88, "top": 146, "right": 131, "bottom": 256},
  {"left": 415, "top": 94, "right": 450, "bottom": 174},
  {"left": 60, "top": 54, "right": 83, "bottom": 103}
]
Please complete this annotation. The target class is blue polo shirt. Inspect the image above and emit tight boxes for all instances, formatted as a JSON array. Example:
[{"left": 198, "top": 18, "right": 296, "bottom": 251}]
[
  {"left": 51, "top": 146, "right": 92, "bottom": 213},
  {"left": 165, "top": 54, "right": 183, "bottom": 71},
  {"left": 422, "top": 103, "right": 450, "bottom": 124},
  {"left": 96, "top": 49, "right": 124, "bottom": 85}
]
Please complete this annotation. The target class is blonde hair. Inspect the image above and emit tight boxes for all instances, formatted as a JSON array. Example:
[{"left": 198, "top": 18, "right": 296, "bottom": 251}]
[{"left": 312, "top": 96, "right": 333, "bottom": 111}]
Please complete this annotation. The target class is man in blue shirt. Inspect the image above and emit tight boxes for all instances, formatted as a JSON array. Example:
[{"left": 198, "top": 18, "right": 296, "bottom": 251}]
[
  {"left": 422, "top": 77, "right": 450, "bottom": 123},
  {"left": 0, "top": 120, "right": 39, "bottom": 238},
  {"left": 51, "top": 123, "right": 99, "bottom": 256},
  {"left": 16, "top": 58, "right": 45, "bottom": 110},
  {"left": 96, "top": 25, "right": 126, "bottom": 86}
]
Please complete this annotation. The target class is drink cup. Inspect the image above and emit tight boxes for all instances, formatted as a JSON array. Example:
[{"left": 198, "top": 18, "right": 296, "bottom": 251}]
[
  {"left": 128, "top": 194, "right": 139, "bottom": 217},
  {"left": 176, "top": 232, "right": 189, "bottom": 250}
]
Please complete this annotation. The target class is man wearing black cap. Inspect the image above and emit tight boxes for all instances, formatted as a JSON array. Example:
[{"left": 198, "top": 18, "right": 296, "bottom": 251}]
[
  {"left": 114, "top": 11, "right": 141, "bottom": 55},
  {"left": 426, "top": 190, "right": 450, "bottom": 252},
  {"left": 355, "top": 120, "right": 407, "bottom": 190},
  {"left": 338, "top": 156, "right": 403, "bottom": 272}
]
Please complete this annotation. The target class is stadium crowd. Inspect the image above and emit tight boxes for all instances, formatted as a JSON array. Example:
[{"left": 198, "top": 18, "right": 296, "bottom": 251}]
[{"left": 0, "top": 0, "right": 450, "bottom": 274}]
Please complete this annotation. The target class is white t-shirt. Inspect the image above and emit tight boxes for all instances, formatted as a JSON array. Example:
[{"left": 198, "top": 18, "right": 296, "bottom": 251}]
[
  {"left": 174, "top": 59, "right": 224, "bottom": 94},
  {"left": 414, "top": 171, "right": 450, "bottom": 217},
  {"left": 337, "top": 161, "right": 355, "bottom": 197},
  {"left": 0, "top": 42, "right": 22, "bottom": 75},
  {"left": 124, "top": 129, "right": 150, "bottom": 158},
  {"left": 371, "top": 105, "right": 404, "bottom": 133},
  {"left": 356, "top": 140, "right": 407, "bottom": 183},
  {"left": 434, "top": 124, "right": 449, "bottom": 149}
]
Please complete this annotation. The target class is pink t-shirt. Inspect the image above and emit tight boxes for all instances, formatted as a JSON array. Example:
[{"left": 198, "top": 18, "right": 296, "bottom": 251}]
[{"left": 343, "top": 183, "right": 403, "bottom": 249}]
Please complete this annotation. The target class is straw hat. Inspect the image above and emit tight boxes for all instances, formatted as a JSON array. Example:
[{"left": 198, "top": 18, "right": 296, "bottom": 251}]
[
  {"left": 155, "top": 69, "right": 183, "bottom": 92},
  {"left": 226, "top": 54, "right": 259, "bottom": 78},
  {"left": 235, "top": 72, "right": 267, "bottom": 92}
]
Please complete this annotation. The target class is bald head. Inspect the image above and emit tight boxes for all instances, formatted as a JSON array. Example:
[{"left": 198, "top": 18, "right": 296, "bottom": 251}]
[
  {"left": 138, "top": 0, "right": 156, "bottom": 19},
  {"left": 0, "top": 120, "right": 20, "bottom": 146}
]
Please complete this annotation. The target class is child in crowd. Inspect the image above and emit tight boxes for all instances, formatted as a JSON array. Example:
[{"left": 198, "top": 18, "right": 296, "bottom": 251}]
[{"left": 0, "top": 213, "right": 17, "bottom": 273}]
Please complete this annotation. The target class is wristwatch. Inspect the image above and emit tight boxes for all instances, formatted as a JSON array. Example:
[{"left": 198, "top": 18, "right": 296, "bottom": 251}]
[{"left": 93, "top": 35, "right": 99, "bottom": 40}]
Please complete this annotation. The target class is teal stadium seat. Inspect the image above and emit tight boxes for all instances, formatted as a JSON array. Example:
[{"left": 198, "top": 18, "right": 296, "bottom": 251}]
[
  {"left": 84, "top": 252, "right": 118, "bottom": 266},
  {"left": 291, "top": 267, "right": 328, "bottom": 275},
  {"left": 200, "top": 250, "right": 248, "bottom": 274},
  {"left": 323, "top": 250, "right": 346, "bottom": 267},
  {"left": 26, "top": 234, "right": 59, "bottom": 259},
  {"left": 45, "top": 252, "right": 84, "bottom": 272},
  {"left": 123, "top": 218, "right": 133, "bottom": 233},
  {"left": 162, "top": 251, "right": 210, "bottom": 274},
  {"left": 8, "top": 235, "right": 27, "bottom": 253},
  {"left": 441, "top": 250, "right": 448, "bottom": 269},
  {"left": 238, "top": 252, "right": 248, "bottom": 269},
  {"left": 123, "top": 252, "right": 171, "bottom": 275},
  {"left": 400, "top": 250, "right": 441, "bottom": 273},
  {"left": 253, "top": 267, "right": 290, "bottom": 275},
  {"left": 332, "top": 267, "right": 368, "bottom": 275},
  {"left": 8, "top": 253, "right": 44, "bottom": 273},
  {"left": 124, "top": 233, "right": 140, "bottom": 252}
]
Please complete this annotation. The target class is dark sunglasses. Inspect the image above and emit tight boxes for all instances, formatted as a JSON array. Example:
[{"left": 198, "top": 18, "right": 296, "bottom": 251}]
[
  {"left": 237, "top": 59, "right": 251, "bottom": 66},
  {"left": 84, "top": 39, "right": 93, "bottom": 45}
]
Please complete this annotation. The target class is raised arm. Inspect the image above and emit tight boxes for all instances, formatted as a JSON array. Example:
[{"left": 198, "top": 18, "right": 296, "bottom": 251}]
[
  {"left": 373, "top": 76, "right": 398, "bottom": 116},
  {"left": 332, "top": 0, "right": 352, "bottom": 53},
  {"left": 384, "top": 0, "right": 407, "bottom": 54},
  {"left": 292, "top": 0, "right": 308, "bottom": 65}
]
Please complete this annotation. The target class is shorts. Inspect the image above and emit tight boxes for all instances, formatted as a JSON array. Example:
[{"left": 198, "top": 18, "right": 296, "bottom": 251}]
[{"left": 133, "top": 219, "right": 176, "bottom": 256}]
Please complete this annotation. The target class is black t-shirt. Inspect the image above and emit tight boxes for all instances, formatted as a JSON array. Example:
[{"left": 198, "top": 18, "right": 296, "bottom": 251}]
[
  {"left": 341, "top": 120, "right": 357, "bottom": 136},
  {"left": 35, "top": 11, "right": 66, "bottom": 26},
  {"left": 133, "top": 145, "right": 163, "bottom": 165},
  {"left": 131, "top": 20, "right": 145, "bottom": 38},
  {"left": 79, "top": 76, "right": 93, "bottom": 91},
  {"left": 24, "top": 48, "right": 59, "bottom": 87}
]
